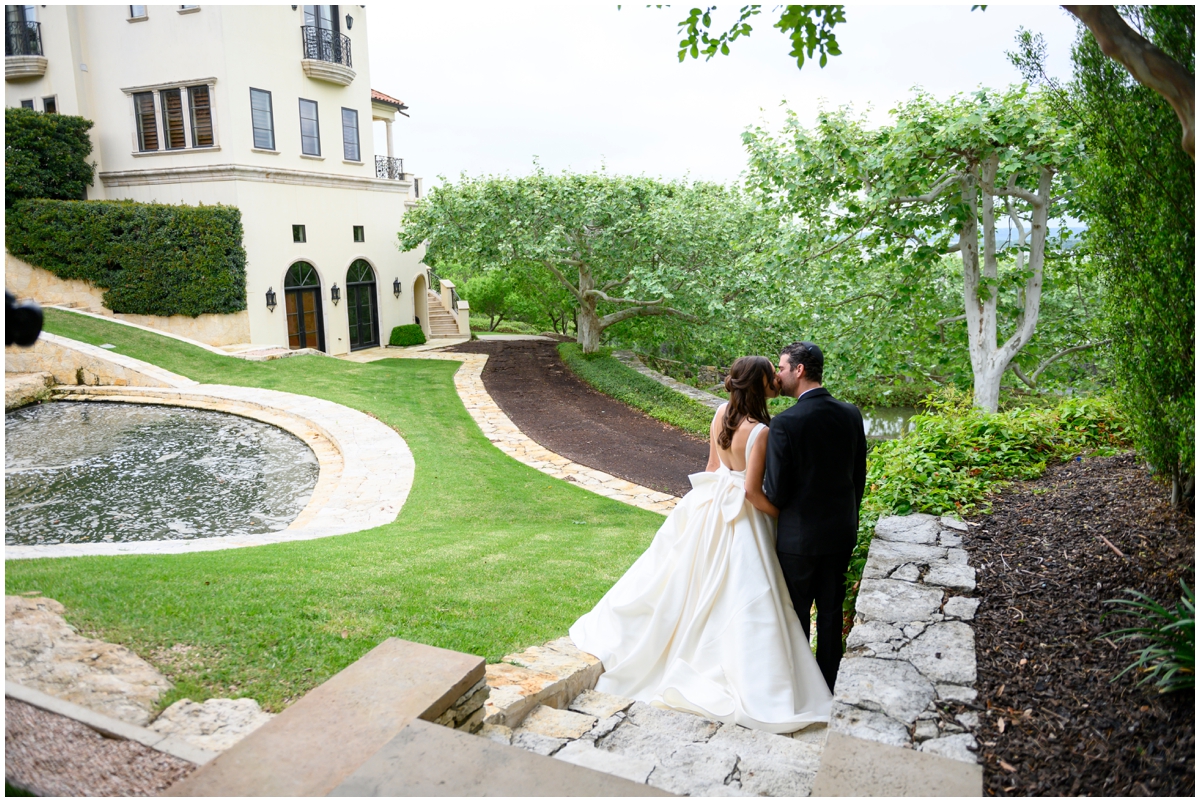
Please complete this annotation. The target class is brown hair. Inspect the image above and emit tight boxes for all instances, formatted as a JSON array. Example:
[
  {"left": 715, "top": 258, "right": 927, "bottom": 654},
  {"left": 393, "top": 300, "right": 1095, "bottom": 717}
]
[{"left": 718, "top": 356, "right": 774, "bottom": 450}]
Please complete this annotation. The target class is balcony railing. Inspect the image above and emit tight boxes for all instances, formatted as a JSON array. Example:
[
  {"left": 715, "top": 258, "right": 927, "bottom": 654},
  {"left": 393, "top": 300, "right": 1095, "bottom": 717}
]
[
  {"left": 5, "top": 21, "right": 43, "bottom": 57},
  {"left": 375, "top": 156, "right": 405, "bottom": 180},
  {"left": 300, "top": 25, "right": 351, "bottom": 69}
]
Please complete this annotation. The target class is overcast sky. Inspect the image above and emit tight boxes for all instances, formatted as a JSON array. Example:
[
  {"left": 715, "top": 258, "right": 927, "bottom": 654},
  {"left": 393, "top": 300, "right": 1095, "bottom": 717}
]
[{"left": 366, "top": 3, "right": 1082, "bottom": 189}]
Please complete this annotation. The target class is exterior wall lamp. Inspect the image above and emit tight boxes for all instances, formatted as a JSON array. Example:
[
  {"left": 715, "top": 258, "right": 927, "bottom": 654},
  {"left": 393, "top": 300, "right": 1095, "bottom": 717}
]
[
  {"left": 345, "top": 14, "right": 353, "bottom": 29},
  {"left": 266, "top": 287, "right": 277, "bottom": 312},
  {"left": 330, "top": 284, "right": 340, "bottom": 305},
  {"left": 393, "top": 277, "right": 402, "bottom": 297}
]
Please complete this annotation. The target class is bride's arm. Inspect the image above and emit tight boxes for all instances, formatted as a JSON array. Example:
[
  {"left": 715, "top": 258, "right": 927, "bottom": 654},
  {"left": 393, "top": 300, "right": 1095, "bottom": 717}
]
[
  {"left": 745, "top": 427, "right": 780, "bottom": 517},
  {"left": 704, "top": 405, "right": 725, "bottom": 472}
]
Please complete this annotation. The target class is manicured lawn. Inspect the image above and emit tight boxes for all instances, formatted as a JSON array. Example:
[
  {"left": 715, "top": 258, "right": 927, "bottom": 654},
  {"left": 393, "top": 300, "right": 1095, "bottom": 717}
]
[
  {"left": 5, "top": 310, "right": 662, "bottom": 711},
  {"left": 557, "top": 343, "right": 716, "bottom": 437}
]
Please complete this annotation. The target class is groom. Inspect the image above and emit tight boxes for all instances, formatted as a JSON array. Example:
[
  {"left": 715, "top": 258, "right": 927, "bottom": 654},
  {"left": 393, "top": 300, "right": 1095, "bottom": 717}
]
[{"left": 763, "top": 341, "right": 867, "bottom": 693}]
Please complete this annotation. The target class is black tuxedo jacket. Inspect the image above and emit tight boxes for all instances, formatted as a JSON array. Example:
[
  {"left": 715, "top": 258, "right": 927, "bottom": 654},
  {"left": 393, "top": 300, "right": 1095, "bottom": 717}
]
[{"left": 763, "top": 387, "right": 867, "bottom": 556}]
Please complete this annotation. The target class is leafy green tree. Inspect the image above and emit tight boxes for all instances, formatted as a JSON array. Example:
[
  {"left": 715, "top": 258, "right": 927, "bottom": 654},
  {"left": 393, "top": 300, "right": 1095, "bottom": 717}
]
[
  {"left": 742, "top": 86, "right": 1079, "bottom": 412},
  {"left": 4, "top": 107, "right": 94, "bottom": 207},
  {"left": 1012, "top": 7, "right": 1195, "bottom": 506},
  {"left": 399, "top": 169, "right": 756, "bottom": 352},
  {"left": 462, "top": 269, "right": 518, "bottom": 331}
]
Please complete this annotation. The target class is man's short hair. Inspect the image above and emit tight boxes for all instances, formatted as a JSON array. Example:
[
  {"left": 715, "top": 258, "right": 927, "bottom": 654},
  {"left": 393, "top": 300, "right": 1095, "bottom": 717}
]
[{"left": 781, "top": 341, "right": 824, "bottom": 384}]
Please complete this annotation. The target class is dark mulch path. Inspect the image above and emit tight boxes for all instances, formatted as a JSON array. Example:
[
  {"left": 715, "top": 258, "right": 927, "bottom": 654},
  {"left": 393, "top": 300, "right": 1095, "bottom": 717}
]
[
  {"left": 964, "top": 452, "right": 1195, "bottom": 796},
  {"left": 446, "top": 340, "right": 709, "bottom": 497}
]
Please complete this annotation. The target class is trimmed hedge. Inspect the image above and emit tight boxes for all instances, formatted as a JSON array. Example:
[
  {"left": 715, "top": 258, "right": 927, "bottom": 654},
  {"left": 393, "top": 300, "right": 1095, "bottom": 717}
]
[
  {"left": 4, "top": 107, "right": 95, "bottom": 207},
  {"left": 389, "top": 324, "right": 426, "bottom": 346},
  {"left": 5, "top": 199, "right": 247, "bottom": 316}
]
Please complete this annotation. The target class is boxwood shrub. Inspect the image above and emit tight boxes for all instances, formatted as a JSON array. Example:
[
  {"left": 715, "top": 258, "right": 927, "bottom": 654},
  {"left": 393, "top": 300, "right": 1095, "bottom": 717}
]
[
  {"left": 389, "top": 324, "right": 426, "bottom": 346},
  {"left": 4, "top": 107, "right": 95, "bottom": 207},
  {"left": 6, "top": 199, "right": 247, "bottom": 316}
]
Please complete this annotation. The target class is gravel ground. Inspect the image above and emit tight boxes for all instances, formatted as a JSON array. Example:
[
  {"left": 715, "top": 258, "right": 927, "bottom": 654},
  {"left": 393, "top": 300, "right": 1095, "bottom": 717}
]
[
  {"left": 966, "top": 453, "right": 1195, "bottom": 796},
  {"left": 4, "top": 698, "right": 197, "bottom": 796}
]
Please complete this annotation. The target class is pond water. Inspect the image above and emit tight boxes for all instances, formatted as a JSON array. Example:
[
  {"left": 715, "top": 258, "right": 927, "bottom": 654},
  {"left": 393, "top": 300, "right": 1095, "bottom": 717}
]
[
  {"left": 863, "top": 406, "right": 918, "bottom": 440},
  {"left": 5, "top": 401, "right": 319, "bottom": 546}
]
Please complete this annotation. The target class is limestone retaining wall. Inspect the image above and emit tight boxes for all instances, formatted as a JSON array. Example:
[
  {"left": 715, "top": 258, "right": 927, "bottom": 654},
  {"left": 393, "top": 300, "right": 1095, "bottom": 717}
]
[
  {"left": 6, "top": 255, "right": 251, "bottom": 347},
  {"left": 831, "top": 513, "right": 981, "bottom": 765},
  {"left": 5, "top": 333, "right": 196, "bottom": 389}
]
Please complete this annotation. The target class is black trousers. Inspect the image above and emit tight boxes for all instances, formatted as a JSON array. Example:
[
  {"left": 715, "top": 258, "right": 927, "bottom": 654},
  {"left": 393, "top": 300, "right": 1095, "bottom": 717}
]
[{"left": 777, "top": 550, "right": 852, "bottom": 693}]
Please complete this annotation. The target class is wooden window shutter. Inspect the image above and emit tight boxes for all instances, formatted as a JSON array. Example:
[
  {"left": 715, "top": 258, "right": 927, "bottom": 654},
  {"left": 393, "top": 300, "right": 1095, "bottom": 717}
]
[
  {"left": 188, "top": 85, "right": 214, "bottom": 147},
  {"left": 134, "top": 91, "right": 158, "bottom": 151}
]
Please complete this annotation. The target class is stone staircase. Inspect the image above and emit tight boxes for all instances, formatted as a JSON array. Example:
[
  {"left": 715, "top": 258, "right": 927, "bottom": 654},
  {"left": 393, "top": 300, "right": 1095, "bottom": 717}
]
[
  {"left": 426, "top": 292, "right": 461, "bottom": 339},
  {"left": 478, "top": 637, "right": 827, "bottom": 796}
]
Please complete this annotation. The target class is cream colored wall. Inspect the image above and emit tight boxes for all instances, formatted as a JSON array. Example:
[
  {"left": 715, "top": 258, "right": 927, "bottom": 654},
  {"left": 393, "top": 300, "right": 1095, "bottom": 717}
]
[
  {"left": 6, "top": 5, "right": 426, "bottom": 353},
  {"left": 105, "top": 178, "right": 425, "bottom": 354}
]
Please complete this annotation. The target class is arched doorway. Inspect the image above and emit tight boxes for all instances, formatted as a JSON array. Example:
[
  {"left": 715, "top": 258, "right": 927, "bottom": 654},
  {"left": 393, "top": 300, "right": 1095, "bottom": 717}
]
[
  {"left": 413, "top": 272, "right": 429, "bottom": 335},
  {"left": 284, "top": 261, "right": 325, "bottom": 351},
  {"left": 346, "top": 259, "right": 379, "bottom": 350}
]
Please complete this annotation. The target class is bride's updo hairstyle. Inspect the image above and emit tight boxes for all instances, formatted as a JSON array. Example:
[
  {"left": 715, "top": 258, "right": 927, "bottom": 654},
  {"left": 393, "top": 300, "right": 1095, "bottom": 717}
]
[{"left": 718, "top": 356, "right": 775, "bottom": 450}]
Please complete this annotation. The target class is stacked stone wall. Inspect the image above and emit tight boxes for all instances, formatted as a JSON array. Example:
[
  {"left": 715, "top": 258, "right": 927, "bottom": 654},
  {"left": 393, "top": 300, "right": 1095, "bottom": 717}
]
[
  {"left": 432, "top": 676, "right": 489, "bottom": 734},
  {"left": 831, "top": 513, "right": 981, "bottom": 764}
]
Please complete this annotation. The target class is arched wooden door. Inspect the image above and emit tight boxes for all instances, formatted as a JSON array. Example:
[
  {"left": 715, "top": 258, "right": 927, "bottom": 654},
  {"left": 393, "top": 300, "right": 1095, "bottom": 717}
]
[
  {"left": 346, "top": 259, "right": 379, "bottom": 350},
  {"left": 284, "top": 261, "right": 325, "bottom": 351}
]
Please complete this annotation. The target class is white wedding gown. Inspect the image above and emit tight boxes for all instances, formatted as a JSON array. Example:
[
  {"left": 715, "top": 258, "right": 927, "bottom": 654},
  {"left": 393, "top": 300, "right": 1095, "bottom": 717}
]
[{"left": 570, "top": 423, "right": 832, "bottom": 733}]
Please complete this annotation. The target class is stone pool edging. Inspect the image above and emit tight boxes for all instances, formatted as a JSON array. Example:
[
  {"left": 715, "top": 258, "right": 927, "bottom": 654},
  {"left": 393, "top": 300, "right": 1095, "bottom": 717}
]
[
  {"left": 5, "top": 382, "right": 414, "bottom": 560},
  {"left": 821, "top": 512, "right": 983, "bottom": 792}
]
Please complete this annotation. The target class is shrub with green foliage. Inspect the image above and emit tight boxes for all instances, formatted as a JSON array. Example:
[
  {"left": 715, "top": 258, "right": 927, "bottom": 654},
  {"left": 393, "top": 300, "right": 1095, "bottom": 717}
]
[
  {"left": 558, "top": 343, "right": 715, "bottom": 437},
  {"left": 845, "top": 388, "right": 1130, "bottom": 622},
  {"left": 4, "top": 107, "right": 95, "bottom": 207},
  {"left": 389, "top": 324, "right": 426, "bottom": 347},
  {"left": 6, "top": 199, "right": 246, "bottom": 316}
]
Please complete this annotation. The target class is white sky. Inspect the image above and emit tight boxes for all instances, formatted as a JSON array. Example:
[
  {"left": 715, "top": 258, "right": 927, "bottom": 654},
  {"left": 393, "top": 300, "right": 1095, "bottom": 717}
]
[{"left": 366, "top": 3, "right": 1081, "bottom": 189}]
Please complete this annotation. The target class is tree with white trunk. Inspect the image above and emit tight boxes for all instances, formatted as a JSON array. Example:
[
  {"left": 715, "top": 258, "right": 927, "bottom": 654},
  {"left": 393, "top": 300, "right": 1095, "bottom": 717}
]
[
  {"left": 744, "top": 87, "right": 1078, "bottom": 412},
  {"left": 398, "top": 170, "right": 756, "bottom": 353}
]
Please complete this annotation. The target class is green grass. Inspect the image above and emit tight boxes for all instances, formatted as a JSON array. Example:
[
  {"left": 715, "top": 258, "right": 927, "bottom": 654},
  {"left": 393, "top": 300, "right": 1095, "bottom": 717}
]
[
  {"left": 5, "top": 309, "right": 663, "bottom": 712},
  {"left": 557, "top": 344, "right": 716, "bottom": 437}
]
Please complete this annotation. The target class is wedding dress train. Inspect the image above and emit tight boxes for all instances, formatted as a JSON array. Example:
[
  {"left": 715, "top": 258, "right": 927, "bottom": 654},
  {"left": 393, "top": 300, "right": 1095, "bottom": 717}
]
[{"left": 570, "top": 424, "right": 832, "bottom": 733}]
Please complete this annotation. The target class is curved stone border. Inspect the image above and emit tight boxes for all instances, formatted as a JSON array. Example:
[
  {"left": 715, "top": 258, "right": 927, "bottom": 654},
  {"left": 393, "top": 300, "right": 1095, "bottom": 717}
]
[
  {"left": 398, "top": 351, "right": 679, "bottom": 515},
  {"left": 612, "top": 350, "right": 724, "bottom": 411},
  {"left": 5, "top": 383, "right": 414, "bottom": 560},
  {"left": 830, "top": 513, "right": 980, "bottom": 765}
]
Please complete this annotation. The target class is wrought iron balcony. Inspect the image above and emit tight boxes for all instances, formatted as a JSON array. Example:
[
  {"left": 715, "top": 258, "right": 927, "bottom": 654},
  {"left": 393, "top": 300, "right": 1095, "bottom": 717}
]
[
  {"left": 5, "top": 21, "right": 43, "bottom": 57},
  {"left": 300, "top": 25, "right": 351, "bottom": 69},
  {"left": 375, "top": 156, "right": 405, "bottom": 180}
]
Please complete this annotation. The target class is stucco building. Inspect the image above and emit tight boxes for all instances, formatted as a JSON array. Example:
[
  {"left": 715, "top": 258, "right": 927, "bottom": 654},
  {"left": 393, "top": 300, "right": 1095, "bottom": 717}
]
[{"left": 5, "top": 4, "right": 463, "bottom": 353}]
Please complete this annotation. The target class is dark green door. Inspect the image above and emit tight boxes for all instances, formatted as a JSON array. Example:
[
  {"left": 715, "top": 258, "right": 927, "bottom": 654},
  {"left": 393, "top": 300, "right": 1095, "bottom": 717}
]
[{"left": 346, "top": 259, "right": 379, "bottom": 350}]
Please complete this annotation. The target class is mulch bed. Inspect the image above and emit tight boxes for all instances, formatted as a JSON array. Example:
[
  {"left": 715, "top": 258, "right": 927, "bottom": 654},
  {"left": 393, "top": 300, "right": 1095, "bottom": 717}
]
[
  {"left": 4, "top": 698, "right": 196, "bottom": 796},
  {"left": 964, "top": 452, "right": 1195, "bottom": 796},
  {"left": 446, "top": 339, "right": 709, "bottom": 498}
]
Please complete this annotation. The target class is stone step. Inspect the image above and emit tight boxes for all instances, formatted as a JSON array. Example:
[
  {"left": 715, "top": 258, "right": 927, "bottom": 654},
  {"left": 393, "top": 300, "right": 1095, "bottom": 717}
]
[
  {"left": 482, "top": 637, "right": 603, "bottom": 729},
  {"left": 166, "top": 638, "right": 484, "bottom": 796},
  {"left": 488, "top": 692, "right": 829, "bottom": 797}
]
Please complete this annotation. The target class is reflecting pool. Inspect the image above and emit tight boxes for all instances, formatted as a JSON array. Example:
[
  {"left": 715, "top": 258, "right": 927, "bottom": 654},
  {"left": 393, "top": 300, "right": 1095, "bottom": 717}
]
[{"left": 5, "top": 401, "right": 319, "bottom": 546}]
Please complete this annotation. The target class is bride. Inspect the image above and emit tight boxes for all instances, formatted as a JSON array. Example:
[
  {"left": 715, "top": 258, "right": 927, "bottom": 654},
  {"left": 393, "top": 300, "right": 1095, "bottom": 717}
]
[{"left": 570, "top": 356, "right": 832, "bottom": 733}]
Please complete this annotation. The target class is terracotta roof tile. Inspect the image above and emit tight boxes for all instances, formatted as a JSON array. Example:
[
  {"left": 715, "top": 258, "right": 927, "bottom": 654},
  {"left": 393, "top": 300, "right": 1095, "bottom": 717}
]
[{"left": 371, "top": 89, "right": 407, "bottom": 111}]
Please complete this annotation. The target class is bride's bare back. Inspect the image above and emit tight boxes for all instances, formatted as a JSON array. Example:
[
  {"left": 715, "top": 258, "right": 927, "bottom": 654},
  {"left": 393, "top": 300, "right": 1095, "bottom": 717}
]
[{"left": 708, "top": 403, "right": 762, "bottom": 472}]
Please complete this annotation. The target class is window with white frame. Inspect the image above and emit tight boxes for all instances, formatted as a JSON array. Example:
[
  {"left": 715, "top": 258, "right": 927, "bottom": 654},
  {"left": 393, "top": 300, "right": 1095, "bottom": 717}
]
[
  {"left": 126, "top": 82, "right": 216, "bottom": 153},
  {"left": 129, "top": 5, "right": 147, "bottom": 20},
  {"left": 341, "top": 107, "right": 359, "bottom": 161}
]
